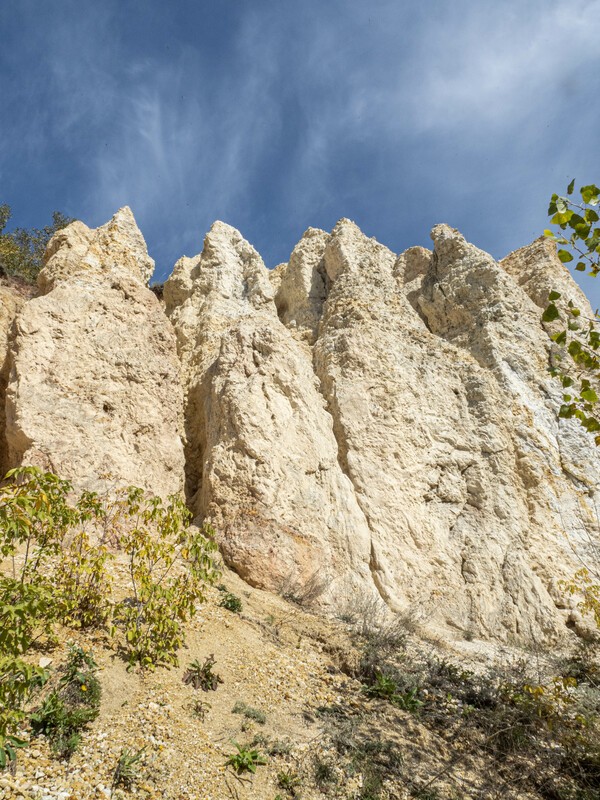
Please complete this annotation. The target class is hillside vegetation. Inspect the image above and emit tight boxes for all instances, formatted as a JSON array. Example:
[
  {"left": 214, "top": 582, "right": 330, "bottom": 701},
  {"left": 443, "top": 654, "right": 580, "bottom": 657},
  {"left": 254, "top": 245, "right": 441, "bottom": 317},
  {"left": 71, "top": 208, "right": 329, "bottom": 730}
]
[{"left": 1, "top": 468, "right": 600, "bottom": 799}]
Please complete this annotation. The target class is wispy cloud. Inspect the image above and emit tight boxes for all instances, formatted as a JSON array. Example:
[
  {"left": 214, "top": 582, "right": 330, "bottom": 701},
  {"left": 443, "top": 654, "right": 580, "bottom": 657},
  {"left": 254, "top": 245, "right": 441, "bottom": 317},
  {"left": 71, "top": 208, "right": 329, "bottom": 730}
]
[
  {"left": 1, "top": 0, "right": 600, "bottom": 297},
  {"left": 406, "top": 0, "right": 600, "bottom": 132}
]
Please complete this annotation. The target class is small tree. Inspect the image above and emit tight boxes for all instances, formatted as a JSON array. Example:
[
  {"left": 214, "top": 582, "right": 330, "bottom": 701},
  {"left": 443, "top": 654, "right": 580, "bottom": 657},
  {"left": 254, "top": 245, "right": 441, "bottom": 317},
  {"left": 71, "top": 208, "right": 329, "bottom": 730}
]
[{"left": 0, "top": 204, "right": 73, "bottom": 283}]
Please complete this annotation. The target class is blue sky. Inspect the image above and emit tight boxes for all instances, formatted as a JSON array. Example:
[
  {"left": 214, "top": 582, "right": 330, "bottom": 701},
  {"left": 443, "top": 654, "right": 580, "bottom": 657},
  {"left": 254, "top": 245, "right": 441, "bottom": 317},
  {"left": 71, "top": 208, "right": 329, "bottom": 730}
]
[{"left": 1, "top": 0, "right": 600, "bottom": 303}]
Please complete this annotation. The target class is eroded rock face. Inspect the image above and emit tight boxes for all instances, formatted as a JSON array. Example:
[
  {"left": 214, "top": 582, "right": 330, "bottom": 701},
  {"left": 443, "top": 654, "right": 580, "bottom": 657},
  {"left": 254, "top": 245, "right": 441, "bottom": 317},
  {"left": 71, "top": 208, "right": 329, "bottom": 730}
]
[
  {"left": 170, "top": 217, "right": 599, "bottom": 643},
  {"left": 0, "top": 284, "right": 24, "bottom": 475},
  {"left": 10, "top": 202, "right": 595, "bottom": 645},
  {"left": 6, "top": 208, "right": 184, "bottom": 496},
  {"left": 500, "top": 235, "right": 592, "bottom": 315},
  {"left": 164, "top": 222, "right": 374, "bottom": 602},
  {"left": 273, "top": 227, "right": 329, "bottom": 343}
]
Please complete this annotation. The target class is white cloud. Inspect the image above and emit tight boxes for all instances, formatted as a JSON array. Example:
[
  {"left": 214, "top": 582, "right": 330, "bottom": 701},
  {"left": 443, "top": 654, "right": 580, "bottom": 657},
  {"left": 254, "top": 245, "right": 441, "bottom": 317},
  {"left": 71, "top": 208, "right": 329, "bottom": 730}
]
[
  {"left": 406, "top": 0, "right": 600, "bottom": 132},
  {"left": 2, "top": 0, "right": 599, "bottom": 283}
]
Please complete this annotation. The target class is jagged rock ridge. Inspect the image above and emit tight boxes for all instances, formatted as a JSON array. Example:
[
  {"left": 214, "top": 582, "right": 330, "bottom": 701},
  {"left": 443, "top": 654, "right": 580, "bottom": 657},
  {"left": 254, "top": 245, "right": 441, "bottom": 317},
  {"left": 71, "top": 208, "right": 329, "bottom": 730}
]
[
  {"left": 165, "top": 218, "right": 600, "bottom": 644},
  {"left": 0, "top": 209, "right": 598, "bottom": 645}
]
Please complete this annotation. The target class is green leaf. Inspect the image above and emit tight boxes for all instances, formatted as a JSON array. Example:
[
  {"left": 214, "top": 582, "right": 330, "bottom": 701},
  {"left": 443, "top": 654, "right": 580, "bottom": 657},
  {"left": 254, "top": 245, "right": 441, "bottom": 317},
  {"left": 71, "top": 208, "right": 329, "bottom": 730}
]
[
  {"left": 576, "top": 262, "right": 587, "bottom": 271},
  {"left": 544, "top": 229, "right": 555, "bottom": 238},
  {"left": 542, "top": 304, "right": 560, "bottom": 323},
  {"left": 552, "top": 210, "right": 574, "bottom": 226},
  {"left": 581, "top": 184, "right": 600, "bottom": 205},
  {"left": 556, "top": 197, "right": 569, "bottom": 213},
  {"left": 552, "top": 330, "right": 567, "bottom": 345},
  {"left": 567, "top": 179, "right": 575, "bottom": 195},
  {"left": 575, "top": 223, "right": 592, "bottom": 238},
  {"left": 558, "top": 250, "right": 574, "bottom": 263},
  {"left": 581, "top": 389, "right": 598, "bottom": 403},
  {"left": 548, "top": 291, "right": 561, "bottom": 301}
]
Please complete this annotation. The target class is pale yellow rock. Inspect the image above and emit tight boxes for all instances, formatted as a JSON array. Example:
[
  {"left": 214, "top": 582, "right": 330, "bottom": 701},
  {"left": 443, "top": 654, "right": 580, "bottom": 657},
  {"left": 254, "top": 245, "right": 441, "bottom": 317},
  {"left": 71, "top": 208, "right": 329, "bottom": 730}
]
[
  {"left": 39, "top": 207, "right": 155, "bottom": 291},
  {"left": 5, "top": 208, "right": 184, "bottom": 496},
  {"left": 284, "top": 219, "right": 599, "bottom": 642},
  {"left": 500, "top": 235, "right": 592, "bottom": 315},
  {"left": 7, "top": 202, "right": 596, "bottom": 645},
  {"left": 165, "top": 222, "right": 374, "bottom": 602}
]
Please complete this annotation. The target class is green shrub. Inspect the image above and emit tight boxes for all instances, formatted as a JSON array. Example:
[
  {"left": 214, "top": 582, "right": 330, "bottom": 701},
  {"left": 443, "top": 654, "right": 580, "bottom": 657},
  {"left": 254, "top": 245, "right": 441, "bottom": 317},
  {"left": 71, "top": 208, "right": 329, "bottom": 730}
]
[
  {"left": 0, "top": 205, "right": 73, "bottom": 283},
  {"left": 55, "top": 530, "right": 113, "bottom": 629},
  {"left": 0, "top": 467, "right": 112, "bottom": 635},
  {"left": 1, "top": 468, "right": 221, "bottom": 671},
  {"left": 0, "top": 470, "right": 59, "bottom": 769},
  {"left": 112, "top": 747, "right": 146, "bottom": 789},
  {"left": 219, "top": 590, "right": 242, "bottom": 613},
  {"left": 362, "top": 671, "right": 422, "bottom": 712},
  {"left": 362, "top": 671, "right": 399, "bottom": 701},
  {"left": 277, "top": 768, "right": 301, "bottom": 795},
  {"left": 113, "top": 489, "right": 220, "bottom": 669},
  {"left": 0, "top": 656, "right": 47, "bottom": 768},
  {"left": 562, "top": 569, "right": 600, "bottom": 630},
  {"left": 0, "top": 466, "right": 221, "bottom": 766},
  {"left": 232, "top": 700, "right": 266, "bottom": 725}
]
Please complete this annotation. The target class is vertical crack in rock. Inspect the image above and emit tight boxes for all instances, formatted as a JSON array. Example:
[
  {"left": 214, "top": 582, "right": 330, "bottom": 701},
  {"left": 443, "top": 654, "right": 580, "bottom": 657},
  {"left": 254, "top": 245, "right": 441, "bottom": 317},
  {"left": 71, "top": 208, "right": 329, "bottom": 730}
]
[
  {"left": 272, "top": 226, "right": 393, "bottom": 606},
  {"left": 0, "top": 285, "right": 25, "bottom": 476},
  {"left": 309, "top": 219, "right": 490, "bottom": 627}
]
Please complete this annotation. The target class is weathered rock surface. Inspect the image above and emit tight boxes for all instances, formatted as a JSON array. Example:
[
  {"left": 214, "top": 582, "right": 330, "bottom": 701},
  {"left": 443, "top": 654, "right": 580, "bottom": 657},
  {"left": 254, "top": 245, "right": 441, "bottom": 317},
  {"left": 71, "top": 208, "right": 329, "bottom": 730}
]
[
  {"left": 501, "top": 235, "right": 592, "bottom": 316},
  {"left": 164, "top": 222, "right": 374, "bottom": 601},
  {"left": 5, "top": 201, "right": 598, "bottom": 645},
  {"left": 0, "top": 284, "right": 24, "bottom": 475},
  {"left": 5, "top": 208, "right": 185, "bottom": 496},
  {"left": 173, "top": 218, "right": 599, "bottom": 643},
  {"left": 273, "top": 227, "right": 329, "bottom": 343}
]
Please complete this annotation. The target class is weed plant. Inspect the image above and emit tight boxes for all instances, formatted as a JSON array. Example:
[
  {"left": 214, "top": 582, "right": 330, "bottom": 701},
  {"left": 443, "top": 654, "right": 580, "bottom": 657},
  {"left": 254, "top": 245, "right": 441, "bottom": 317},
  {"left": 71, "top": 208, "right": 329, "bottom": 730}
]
[
  {"left": 277, "top": 768, "right": 301, "bottom": 795},
  {"left": 219, "top": 590, "right": 243, "bottom": 613},
  {"left": 112, "top": 747, "right": 146, "bottom": 790},
  {"left": 232, "top": 700, "right": 266, "bottom": 725},
  {"left": 30, "top": 645, "right": 101, "bottom": 758},
  {"left": 225, "top": 742, "right": 267, "bottom": 774},
  {"left": 183, "top": 655, "right": 223, "bottom": 691}
]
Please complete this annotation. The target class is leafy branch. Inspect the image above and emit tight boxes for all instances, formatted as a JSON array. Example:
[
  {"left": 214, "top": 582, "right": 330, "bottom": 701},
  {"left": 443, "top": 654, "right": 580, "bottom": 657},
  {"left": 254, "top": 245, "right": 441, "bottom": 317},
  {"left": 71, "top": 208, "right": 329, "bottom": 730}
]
[{"left": 544, "top": 181, "right": 600, "bottom": 440}]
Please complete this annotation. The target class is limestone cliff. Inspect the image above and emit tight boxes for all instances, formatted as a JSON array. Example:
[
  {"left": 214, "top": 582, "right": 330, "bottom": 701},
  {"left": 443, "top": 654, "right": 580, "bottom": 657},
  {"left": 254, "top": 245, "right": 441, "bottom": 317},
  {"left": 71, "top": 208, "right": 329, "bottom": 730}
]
[
  {"left": 167, "top": 219, "right": 600, "bottom": 643},
  {"left": 0, "top": 283, "right": 25, "bottom": 476},
  {"left": 0, "top": 209, "right": 597, "bottom": 645}
]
